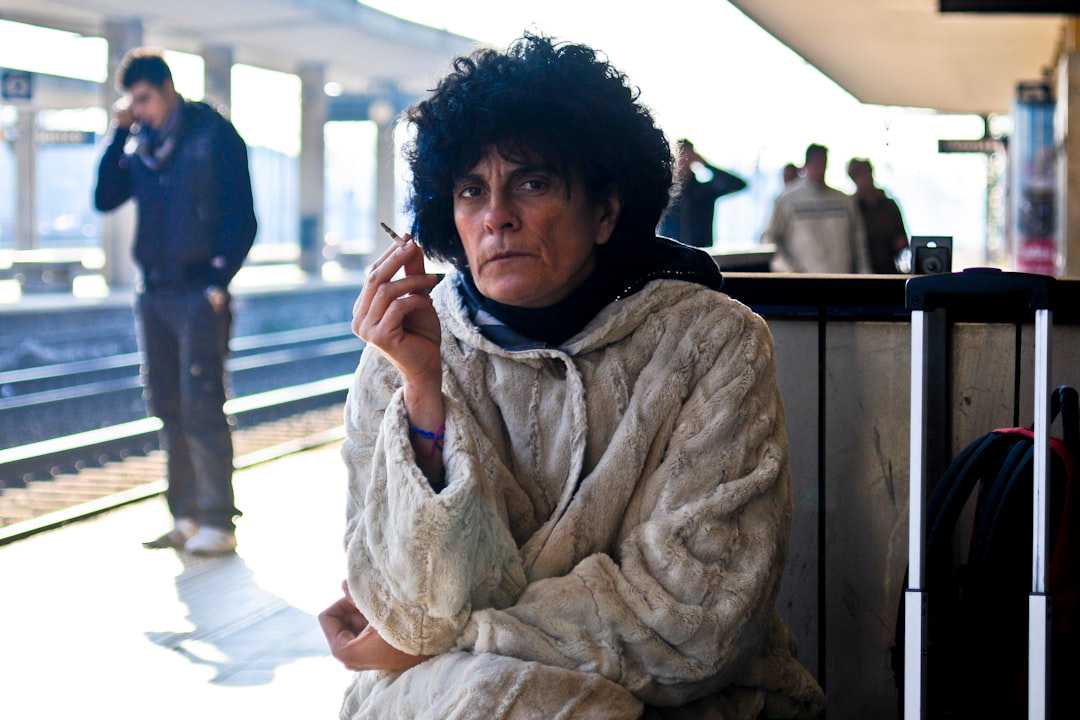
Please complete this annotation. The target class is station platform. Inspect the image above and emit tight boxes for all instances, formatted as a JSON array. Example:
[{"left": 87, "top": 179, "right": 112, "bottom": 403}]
[{"left": 0, "top": 442, "right": 353, "bottom": 720}]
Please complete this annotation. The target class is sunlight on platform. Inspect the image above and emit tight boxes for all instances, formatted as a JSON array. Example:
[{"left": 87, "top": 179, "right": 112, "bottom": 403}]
[{"left": 0, "top": 443, "right": 353, "bottom": 720}]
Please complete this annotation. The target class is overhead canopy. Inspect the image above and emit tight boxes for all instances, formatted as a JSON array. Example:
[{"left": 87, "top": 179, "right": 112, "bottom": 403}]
[
  {"left": 0, "top": 0, "right": 476, "bottom": 95},
  {"left": 729, "top": 0, "right": 1069, "bottom": 114}
]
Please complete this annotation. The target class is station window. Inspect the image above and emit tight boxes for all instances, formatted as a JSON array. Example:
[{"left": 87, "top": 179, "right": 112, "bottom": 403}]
[
  {"left": 0, "top": 106, "right": 14, "bottom": 249},
  {"left": 325, "top": 120, "right": 377, "bottom": 254},
  {"left": 231, "top": 64, "right": 300, "bottom": 251},
  {"left": 35, "top": 108, "right": 108, "bottom": 250},
  {"left": 162, "top": 50, "right": 204, "bottom": 102},
  {"left": 393, "top": 119, "right": 414, "bottom": 241},
  {"left": 0, "top": 20, "right": 106, "bottom": 83}
]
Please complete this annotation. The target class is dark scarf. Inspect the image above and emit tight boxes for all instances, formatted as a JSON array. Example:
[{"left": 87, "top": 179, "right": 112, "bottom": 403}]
[
  {"left": 459, "top": 234, "right": 724, "bottom": 350},
  {"left": 136, "top": 97, "right": 184, "bottom": 171}
]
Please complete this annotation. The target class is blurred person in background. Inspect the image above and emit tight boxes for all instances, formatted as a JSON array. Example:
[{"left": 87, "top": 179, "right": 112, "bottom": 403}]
[
  {"left": 658, "top": 138, "right": 746, "bottom": 249},
  {"left": 782, "top": 162, "right": 800, "bottom": 187},
  {"left": 765, "top": 143, "right": 869, "bottom": 273},
  {"left": 94, "top": 50, "right": 257, "bottom": 555},
  {"left": 847, "top": 158, "right": 908, "bottom": 274}
]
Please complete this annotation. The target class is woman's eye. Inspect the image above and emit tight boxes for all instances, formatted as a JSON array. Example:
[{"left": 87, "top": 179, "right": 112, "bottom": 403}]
[
  {"left": 458, "top": 186, "right": 483, "bottom": 199},
  {"left": 520, "top": 178, "right": 548, "bottom": 192}
]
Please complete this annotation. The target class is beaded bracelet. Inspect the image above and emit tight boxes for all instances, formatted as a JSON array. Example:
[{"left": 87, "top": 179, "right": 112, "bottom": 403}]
[{"left": 408, "top": 423, "right": 445, "bottom": 459}]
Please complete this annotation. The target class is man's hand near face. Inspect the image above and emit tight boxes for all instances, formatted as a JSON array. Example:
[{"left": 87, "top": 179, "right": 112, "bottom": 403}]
[{"left": 112, "top": 97, "right": 135, "bottom": 130}]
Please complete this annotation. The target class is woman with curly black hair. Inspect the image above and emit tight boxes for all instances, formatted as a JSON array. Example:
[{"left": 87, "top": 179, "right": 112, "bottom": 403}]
[{"left": 319, "top": 33, "right": 823, "bottom": 719}]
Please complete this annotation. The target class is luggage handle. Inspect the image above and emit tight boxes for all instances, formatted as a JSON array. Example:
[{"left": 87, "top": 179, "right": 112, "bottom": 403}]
[
  {"left": 906, "top": 271, "right": 1054, "bottom": 720},
  {"left": 906, "top": 268, "right": 1055, "bottom": 313},
  {"left": 1029, "top": 309, "right": 1052, "bottom": 720}
]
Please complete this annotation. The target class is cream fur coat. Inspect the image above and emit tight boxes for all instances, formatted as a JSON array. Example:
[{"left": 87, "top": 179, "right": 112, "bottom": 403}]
[{"left": 339, "top": 275, "right": 824, "bottom": 719}]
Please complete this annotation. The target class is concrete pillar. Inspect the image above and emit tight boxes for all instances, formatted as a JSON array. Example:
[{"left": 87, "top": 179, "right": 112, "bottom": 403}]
[
  {"left": 101, "top": 17, "right": 142, "bottom": 289},
  {"left": 14, "top": 108, "right": 36, "bottom": 251},
  {"left": 374, "top": 118, "right": 396, "bottom": 258},
  {"left": 298, "top": 63, "right": 326, "bottom": 275},
  {"left": 1058, "top": 28, "right": 1080, "bottom": 277},
  {"left": 201, "top": 44, "right": 233, "bottom": 116}
]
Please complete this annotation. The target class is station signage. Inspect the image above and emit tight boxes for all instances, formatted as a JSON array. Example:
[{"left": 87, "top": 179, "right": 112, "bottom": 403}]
[
  {"left": 1, "top": 69, "right": 33, "bottom": 101},
  {"left": 0, "top": 129, "right": 97, "bottom": 145},
  {"left": 35, "top": 130, "right": 97, "bottom": 145},
  {"left": 938, "top": 138, "right": 1002, "bottom": 155}
]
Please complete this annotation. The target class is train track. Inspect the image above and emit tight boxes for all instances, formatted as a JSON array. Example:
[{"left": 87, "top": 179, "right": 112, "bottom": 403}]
[
  {"left": 0, "top": 374, "right": 353, "bottom": 545},
  {"left": 0, "top": 323, "right": 362, "bottom": 449},
  {"left": 0, "top": 322, "right": 355, "bottom": 397}
]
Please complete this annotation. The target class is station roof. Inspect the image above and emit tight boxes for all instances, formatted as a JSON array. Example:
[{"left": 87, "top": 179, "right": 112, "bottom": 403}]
[
  {"left": 0, "top": 0, "right": 476, "bottom": 95},
  {"left": 729, "top": 0, "right": 1070, "bottom": 114}
]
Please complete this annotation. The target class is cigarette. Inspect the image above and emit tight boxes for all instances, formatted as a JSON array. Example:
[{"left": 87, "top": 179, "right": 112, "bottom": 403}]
[{"left": 379, "top": 222, "right": 406, "bottom": 245}]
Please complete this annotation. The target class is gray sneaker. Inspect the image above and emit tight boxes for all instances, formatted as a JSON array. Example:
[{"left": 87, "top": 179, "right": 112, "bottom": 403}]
[
  {"left": 143, "top": 517, "right": 198, "bottom": 549},
  {"left": 184, "top": 526, "right": 237, "bottom": 556}
]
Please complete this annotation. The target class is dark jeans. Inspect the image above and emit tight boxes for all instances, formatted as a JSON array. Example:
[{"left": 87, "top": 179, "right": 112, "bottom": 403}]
[{"left": 136, "top": 289, "right": 239, "bottom": 530}]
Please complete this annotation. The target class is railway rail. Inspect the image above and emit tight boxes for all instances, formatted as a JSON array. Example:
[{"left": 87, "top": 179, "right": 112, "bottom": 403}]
[
  {"left": 0, "top": 374, "right": 353, "bottom": 545},
  {"left": 0, "top": 323, "right": 362, "bottom": 449}
]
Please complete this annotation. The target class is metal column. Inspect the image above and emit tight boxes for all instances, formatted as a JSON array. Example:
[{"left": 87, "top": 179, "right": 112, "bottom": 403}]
[
  {"left": 298, "top": 62, "right": 326, "bottom": 276},
  {"left": 14, "top": 107, "right": 36, "bottom": 251},
  {"left": 201, "top": 44, "right": 233, "bottom": 116},
  {"left": 100, "top": 16, "right": 142, "bottom": 289}
]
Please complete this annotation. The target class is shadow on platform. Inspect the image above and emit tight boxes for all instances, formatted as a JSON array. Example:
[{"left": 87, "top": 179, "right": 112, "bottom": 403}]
[{"left": 145, "top": 552, "right": 328, "bottom": 686}]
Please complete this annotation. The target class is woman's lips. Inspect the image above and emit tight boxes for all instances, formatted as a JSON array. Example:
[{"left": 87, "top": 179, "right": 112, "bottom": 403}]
[{"left": 485, "top": 252, "right": 533, "bottom": 265}]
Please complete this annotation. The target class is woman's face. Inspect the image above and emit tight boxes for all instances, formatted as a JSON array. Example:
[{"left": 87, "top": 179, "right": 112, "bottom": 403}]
[{"left": 453, "top": 147, "right": 619, "bottom": 308}]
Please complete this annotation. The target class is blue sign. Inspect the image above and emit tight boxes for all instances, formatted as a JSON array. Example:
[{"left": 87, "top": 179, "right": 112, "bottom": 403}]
[
  {"left": 36, "top": 130, "right": 97, "bottom": 145},
  {"left": 1, "top": 69, "right": 33, "bottom": 101}
]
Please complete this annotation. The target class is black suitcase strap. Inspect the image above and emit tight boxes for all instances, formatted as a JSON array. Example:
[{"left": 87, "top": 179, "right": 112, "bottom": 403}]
[{"left": 927, "top": 433, "right": 1017, "bottom": 553}]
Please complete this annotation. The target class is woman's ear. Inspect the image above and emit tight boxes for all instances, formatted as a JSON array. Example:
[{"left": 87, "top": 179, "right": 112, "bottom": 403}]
[{"left": 594, "top": 192, "right": 622, "bottom": 246}]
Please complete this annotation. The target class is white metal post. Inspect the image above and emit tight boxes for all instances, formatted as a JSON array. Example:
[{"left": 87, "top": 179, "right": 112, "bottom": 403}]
[
  {"left": 906, "top": 309, "right": 928, "bottom": 720},
  {"left": 1029, "top": 308, "right": 1052, "bottom": 720}
]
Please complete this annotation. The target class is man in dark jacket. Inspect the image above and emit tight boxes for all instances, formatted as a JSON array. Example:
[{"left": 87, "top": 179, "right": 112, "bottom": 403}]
[
  {"left": 847, "top": 158, "right": 907, "bottom": 274},
  {"left": 658, "top": 139, "right": 746, "bottom": 249},
  {"left": 95, "top": 50, "right": 257, "bottom": 555}
]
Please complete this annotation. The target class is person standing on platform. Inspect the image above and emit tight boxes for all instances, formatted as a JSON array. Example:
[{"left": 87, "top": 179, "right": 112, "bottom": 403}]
[
  {"left": 847, "top": 158, "right": 908, "bottom": 274},
  {"left": 658, "top": 139, "right": 746, "bottom": 248},
  {"left": 94, "top": 50, "right": 257, "bottom": 555},
  {"left": 782, "top": 162, "right": 800, "bottom": 187},
  {"left": 765, "top": 143, "right": 870, "bottom": 273}
]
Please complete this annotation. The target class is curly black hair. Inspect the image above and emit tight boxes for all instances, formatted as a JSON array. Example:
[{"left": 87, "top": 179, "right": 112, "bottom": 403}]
[{"left": 404, "top": 33, "right": 674, "bottom": 268}]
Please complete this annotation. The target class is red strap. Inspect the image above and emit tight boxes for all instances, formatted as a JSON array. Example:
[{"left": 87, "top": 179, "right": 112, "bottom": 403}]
[
  {"left": 992, "top": 427, "right": 1077, "bottom": 591},
  {"left": 992, "top": 427, "right": 1074, "bottom": 480}
]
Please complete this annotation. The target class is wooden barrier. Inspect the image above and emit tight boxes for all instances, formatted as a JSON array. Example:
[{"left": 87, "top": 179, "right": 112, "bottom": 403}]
[{"left": 722, "top": 273, "right": 1080, "bottom": 719}]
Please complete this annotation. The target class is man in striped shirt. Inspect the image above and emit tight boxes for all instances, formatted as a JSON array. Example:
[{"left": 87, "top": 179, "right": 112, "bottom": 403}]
[{"left": 765, "top": 144, "right": 870, "bottom": 274}]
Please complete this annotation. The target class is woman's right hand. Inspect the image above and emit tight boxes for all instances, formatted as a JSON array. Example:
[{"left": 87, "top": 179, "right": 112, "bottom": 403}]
[{"left": 352, "top": 235, "right": 442, "bottom": 389}]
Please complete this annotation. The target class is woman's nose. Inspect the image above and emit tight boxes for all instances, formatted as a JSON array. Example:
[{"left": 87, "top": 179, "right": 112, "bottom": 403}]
[{"left": 482, "top": 191, "right": 520, "bottom": 234}]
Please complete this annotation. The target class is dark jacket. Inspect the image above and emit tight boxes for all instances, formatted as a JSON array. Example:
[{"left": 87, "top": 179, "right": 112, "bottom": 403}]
[
  {"left": 94, "top": 100, "right": 257, "bottom": 290},
  {"left": 855, "top": 190, "right": 907, "bottom": 274},
  {"left": 659, "top": 163, "right": 747, "bottom": 249}
]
